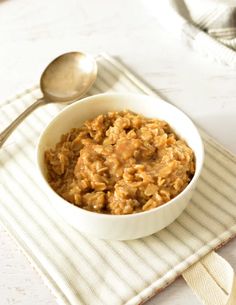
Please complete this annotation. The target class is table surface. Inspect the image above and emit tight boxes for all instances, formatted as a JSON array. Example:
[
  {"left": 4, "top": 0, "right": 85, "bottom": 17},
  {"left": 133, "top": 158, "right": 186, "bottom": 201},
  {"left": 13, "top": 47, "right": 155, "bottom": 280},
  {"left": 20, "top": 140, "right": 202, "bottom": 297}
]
[{"left": 0, "top": 1, "right": 236, "bottom": 305}]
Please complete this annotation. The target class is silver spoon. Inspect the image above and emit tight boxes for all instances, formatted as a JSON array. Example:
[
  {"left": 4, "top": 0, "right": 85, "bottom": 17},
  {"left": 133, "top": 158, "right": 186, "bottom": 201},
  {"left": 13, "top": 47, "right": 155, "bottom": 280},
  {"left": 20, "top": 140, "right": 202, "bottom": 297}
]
[{"left": 0, "top": 51, "right": 97, "bottom": 148}]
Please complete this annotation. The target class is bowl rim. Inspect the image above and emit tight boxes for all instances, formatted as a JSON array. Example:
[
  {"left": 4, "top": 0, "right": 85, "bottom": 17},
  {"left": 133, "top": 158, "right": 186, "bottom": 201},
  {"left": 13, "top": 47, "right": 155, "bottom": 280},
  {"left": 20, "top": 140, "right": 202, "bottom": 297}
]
[{"left": 36, "top": 92, "right": 205, "bottom": 219}]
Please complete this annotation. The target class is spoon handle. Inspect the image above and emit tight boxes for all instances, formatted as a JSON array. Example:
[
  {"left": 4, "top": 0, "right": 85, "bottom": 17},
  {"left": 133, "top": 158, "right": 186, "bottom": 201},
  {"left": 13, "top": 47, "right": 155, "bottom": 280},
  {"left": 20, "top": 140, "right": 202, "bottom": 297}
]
[{"left": 0, "top": 98, "right": 46, "bottom": 148}]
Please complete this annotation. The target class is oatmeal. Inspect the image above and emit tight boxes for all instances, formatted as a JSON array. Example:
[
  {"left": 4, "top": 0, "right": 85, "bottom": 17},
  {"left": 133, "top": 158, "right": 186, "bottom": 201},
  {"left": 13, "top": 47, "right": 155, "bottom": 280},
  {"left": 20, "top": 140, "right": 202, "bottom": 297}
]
[{"left": 45, "top": 111, "right": 195, "bottom": 215}]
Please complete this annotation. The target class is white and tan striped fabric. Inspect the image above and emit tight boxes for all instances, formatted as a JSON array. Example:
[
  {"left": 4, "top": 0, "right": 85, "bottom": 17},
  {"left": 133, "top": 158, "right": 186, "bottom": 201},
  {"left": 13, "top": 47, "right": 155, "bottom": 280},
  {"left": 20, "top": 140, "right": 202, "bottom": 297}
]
[
  {"left": 142, "top": 0, "right": 236, "bottom": 68},
  {"left": 0, "top": 54, "right": 236, "bottom": 305}
]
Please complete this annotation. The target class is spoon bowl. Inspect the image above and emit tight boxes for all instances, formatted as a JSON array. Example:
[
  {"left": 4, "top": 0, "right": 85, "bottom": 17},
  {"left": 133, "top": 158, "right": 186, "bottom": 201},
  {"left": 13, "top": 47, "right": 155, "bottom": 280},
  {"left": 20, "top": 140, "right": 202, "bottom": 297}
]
[
  {"left": 0, "top": 51, "right": 97, "bottom": 148},
  {"left": 41, "top": 52, "right": 97, "bottom": 103}
]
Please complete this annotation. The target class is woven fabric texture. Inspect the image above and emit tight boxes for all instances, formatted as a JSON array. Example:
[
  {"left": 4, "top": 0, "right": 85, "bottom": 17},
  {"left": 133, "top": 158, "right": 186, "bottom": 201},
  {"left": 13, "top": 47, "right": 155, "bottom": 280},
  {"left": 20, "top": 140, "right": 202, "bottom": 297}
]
[{"left": 0, "top": 54, "right": 236, "bottom": 305}]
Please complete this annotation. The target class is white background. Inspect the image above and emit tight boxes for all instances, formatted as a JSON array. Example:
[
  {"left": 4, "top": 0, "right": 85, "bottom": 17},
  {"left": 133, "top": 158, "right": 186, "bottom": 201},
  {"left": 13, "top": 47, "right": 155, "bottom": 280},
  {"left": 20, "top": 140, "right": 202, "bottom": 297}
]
[{"left": 0, "top": 0, "right": 235, "bottom": 304}]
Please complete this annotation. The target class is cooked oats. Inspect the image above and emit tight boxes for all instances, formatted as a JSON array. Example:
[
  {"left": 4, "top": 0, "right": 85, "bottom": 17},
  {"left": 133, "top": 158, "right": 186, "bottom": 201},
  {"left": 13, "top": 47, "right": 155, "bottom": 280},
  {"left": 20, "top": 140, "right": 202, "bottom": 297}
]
[{"left": 45, "top": 111, "right": 195, "bottom": 215}]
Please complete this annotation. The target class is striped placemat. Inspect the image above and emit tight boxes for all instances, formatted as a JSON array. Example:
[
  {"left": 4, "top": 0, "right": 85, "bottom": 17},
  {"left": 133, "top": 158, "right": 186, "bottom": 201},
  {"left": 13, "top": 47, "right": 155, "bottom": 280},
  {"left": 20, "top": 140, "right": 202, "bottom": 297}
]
[{"left": 0, "top": 54, "right": 236, "bottom": 305}]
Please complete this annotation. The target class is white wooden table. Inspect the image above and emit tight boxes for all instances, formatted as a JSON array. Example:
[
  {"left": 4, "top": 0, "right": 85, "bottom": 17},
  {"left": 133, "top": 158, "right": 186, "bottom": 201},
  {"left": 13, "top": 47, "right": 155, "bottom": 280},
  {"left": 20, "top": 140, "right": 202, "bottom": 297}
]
[{"left": 0, "top": 1, "right": 235, "bottom": 304}]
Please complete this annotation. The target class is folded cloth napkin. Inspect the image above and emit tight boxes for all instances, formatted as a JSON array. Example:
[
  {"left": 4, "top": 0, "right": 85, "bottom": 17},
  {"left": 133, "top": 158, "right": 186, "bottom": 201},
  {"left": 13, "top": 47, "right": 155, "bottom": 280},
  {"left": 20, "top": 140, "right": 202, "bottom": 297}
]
[
  {"left": 1, "top": 54, "right": 236, "bottom": 305},
  {"left": 142, "top": 0, "right": 236, "bottom": 67}
]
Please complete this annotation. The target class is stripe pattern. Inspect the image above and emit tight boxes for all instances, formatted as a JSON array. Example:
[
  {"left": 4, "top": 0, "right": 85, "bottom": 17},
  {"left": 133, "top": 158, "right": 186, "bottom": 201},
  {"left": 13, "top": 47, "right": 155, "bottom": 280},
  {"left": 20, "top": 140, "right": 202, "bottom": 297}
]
[{"left": 0, "top": 54, "right": 236, "bottom": 305}]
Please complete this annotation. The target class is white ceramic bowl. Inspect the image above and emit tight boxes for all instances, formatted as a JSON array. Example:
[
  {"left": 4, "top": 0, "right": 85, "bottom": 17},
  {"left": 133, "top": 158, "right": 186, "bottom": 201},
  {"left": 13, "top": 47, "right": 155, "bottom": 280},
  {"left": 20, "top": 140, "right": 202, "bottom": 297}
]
[{"left": 37, "top": 93, "right": 204, "bottom": 240}]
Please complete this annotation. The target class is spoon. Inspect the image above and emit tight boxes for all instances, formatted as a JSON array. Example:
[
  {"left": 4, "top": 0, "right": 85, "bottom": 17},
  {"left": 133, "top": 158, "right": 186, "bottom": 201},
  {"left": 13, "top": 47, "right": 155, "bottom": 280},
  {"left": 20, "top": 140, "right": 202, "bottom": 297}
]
[{"left": 0, "top": 51, "right": 97, "bottom": 148}]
